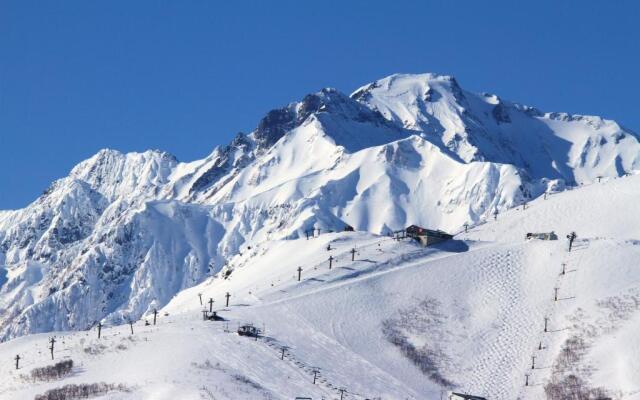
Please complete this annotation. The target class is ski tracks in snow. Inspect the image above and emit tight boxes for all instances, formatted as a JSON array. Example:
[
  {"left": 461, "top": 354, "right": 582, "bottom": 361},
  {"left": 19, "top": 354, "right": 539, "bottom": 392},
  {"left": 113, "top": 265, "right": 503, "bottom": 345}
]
[{"left": 465, "top": 247, "right": 533, "bottom": 398}]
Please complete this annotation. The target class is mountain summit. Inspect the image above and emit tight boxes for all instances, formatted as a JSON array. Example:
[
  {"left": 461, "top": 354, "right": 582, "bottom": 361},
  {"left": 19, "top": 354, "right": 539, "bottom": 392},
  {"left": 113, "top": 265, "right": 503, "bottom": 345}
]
[
  {"left": 353, "top": 73, "right": 639, "bottom": 181},
  {"left": 0, "top": 73, "right": 638, "bottom": 339}
]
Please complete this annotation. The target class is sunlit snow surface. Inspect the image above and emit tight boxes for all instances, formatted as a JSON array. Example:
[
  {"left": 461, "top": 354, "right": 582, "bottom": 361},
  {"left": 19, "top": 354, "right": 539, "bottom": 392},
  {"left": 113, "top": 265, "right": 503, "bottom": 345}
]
[
  {"left": 1, "top": 174, "right": 640, "bottom": 399},
  {"left": 0, "top": 72, "right": 639, "bottom": 399}
]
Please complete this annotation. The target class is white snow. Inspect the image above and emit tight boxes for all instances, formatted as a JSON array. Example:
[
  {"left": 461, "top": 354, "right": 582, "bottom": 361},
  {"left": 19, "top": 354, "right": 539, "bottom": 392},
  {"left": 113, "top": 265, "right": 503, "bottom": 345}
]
[
  {"left": 1, "top": 175, "right": 640, "bottom": 398},
  {"left": 353, "top": 73, "right": 640, "bottom": 183},
  {"left": 0, "top": 71, "right": 639, "bottom": 399}
]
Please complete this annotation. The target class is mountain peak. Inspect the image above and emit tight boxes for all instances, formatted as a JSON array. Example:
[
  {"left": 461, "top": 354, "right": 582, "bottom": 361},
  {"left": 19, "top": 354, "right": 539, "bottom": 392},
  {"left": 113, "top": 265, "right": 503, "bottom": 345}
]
[
  {"left": 69, "top": 148, "right": 178, "bottom": 201},
  {"left": 351, "top": 72, "right": 461, "bottom": 101},
  {"left": 0, "top": 72, "right": 638, "bottom": 342},
  {"left": 252, "top": 87, "right": 393, "bottom": 151},
  {"left": 351, "top": 72, "right": 640, "bottom": 182}
]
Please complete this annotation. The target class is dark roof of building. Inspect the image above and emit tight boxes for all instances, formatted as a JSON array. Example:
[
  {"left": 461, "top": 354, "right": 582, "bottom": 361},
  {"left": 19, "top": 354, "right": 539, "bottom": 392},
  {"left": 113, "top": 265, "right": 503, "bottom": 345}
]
[
  {"left": 451, "top": 393, "right": 487, "bottom": 400},
  {"left": 406, "top": 225, "right": 453, "bottom": 239}
]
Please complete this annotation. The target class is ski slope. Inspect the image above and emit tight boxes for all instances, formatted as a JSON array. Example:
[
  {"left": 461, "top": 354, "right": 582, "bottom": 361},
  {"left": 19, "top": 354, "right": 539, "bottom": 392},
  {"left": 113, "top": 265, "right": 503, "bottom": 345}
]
[{"left": 1, "top": 174, "right": 640, "bottom": 399}]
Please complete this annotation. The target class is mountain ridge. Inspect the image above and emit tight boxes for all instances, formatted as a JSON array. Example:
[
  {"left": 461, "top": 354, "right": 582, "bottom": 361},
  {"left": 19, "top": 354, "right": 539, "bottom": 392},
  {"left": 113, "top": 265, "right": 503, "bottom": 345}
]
[{"left": 0, "top": 72, "right": 638, "bottom": 340}]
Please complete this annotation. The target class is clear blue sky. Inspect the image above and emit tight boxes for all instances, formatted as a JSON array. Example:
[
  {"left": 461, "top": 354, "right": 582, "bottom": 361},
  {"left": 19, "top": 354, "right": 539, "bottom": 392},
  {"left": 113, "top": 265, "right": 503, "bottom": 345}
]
[{"left": 1, "top": 1, "right": 638, "bottom": 209}]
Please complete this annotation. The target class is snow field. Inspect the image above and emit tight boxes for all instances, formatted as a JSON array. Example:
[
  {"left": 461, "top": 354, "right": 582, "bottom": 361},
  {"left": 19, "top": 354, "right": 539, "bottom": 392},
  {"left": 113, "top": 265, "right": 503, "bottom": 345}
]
[{"left": 1, "top": 168, "right": 640, "bottom": 399}]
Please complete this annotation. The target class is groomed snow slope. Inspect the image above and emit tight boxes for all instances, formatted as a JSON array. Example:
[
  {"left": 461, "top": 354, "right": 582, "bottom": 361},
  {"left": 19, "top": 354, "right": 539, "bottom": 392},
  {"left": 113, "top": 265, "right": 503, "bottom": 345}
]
[{"left": 1, "top": 174, "right": 640, "bottom": 399}]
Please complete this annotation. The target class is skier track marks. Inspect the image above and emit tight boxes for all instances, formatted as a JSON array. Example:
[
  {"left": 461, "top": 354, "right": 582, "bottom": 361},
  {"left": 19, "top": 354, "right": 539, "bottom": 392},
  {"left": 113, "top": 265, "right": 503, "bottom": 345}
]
[
  {"left": 515, "top": 246, "right": 586, "bottom": 399},
  {"left": 463, "top": 247, "right": 536, "bottom": 399}
]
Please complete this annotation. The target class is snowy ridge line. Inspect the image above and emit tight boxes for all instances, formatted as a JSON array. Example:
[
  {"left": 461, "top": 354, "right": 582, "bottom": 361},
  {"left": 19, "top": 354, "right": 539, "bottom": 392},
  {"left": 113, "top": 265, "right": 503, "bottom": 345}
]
[
  {"left": 1, "top": 72, "right": 639, "bottom": 340},
  {"left": 265, "top": 235, "right": 397, "bottom": 294},
  {"left": 2, "top": 72, "right": 640, "bottom": 399},
  {"left": 254, "top": 240, "right": 498, "bottom": 311},
  {"left": 226, "top": 234, "right": 421, "bottom": 307}
]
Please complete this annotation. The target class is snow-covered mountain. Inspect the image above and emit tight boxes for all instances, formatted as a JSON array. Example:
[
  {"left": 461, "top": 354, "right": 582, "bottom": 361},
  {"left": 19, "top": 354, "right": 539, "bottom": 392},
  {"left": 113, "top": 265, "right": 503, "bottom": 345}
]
[
  {"left": 0, "top": 72, "right": 638, "bottom": 341},
  {"left": 353, "top": 73, "right": 639, "bottom": 183},
  {"left": 2, "top": 173, "right": 640, "bottom": 399}
]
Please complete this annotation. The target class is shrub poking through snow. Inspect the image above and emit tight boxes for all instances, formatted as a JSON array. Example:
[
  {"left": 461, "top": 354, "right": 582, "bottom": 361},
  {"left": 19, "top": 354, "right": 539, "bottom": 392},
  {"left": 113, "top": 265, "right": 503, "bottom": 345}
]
[
  {"left": 27, "top": 359, "right": 73, "bottom": 382},
  {"left": 544, "top": 335, "right": 610, "bottom": 399},
  {"left": 232, "top": 373, "right": 265, "bottom": 390},
  {"left": 554, "top": 336, "right": 587, "bottom": 372},
  {"left": 544, "top": 374, "right": 609, "bottom": 400},
  {"left": 543, "top": 289, "right": 640, "bottom": 400},
  {"left": 382, "top": 298, "right": 455, "bottom": 388},
  {"left": 33, "top": 382, "right": 130, "bottom": 400},
  {"left": 83, "top": 342, "right": 107, "bottom": 355}
]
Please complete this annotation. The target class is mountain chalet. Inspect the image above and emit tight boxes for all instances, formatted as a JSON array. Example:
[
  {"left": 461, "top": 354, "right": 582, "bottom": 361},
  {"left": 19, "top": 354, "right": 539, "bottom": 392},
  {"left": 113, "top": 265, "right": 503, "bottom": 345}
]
[{"left": 406, "top": 225, "right": 453, "bottom": 246}]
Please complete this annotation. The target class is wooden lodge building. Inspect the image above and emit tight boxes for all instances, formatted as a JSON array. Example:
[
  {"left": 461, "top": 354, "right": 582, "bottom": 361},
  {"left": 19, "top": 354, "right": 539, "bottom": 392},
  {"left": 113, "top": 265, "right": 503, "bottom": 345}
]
[{"left": 406, "top": 225, "right": 453, "bottom": 247}]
